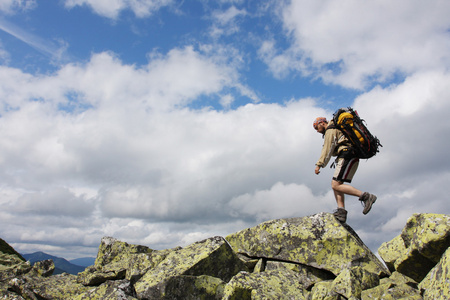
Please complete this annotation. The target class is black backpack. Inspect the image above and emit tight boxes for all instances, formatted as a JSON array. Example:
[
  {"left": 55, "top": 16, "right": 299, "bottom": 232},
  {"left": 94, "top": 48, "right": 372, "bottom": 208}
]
[{"left": 330, "top": 107, "right": 382, "bottom": 159}]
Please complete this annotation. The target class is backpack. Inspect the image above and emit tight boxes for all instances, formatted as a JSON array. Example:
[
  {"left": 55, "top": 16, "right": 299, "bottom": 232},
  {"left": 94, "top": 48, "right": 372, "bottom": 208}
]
[{"left": 329, "top": 107, "right": 382, "bottom": 159}]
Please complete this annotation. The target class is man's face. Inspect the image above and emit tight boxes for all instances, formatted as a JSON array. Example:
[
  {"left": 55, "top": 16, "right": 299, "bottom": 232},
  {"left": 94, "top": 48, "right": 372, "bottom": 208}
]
[{"left": 315, "top": 122, "right": 326, "bottom": 134}]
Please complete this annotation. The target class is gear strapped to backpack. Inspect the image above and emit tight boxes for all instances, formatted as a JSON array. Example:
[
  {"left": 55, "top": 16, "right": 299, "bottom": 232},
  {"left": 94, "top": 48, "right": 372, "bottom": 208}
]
[{"left": 328, "top": 107, "right": 382, "bottom": 159}]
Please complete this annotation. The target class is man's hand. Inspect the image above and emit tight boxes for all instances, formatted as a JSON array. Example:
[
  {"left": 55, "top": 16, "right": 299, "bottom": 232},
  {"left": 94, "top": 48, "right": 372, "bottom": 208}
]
[{"left": 315, "top": 165, "right": 321, "bottom": 175}]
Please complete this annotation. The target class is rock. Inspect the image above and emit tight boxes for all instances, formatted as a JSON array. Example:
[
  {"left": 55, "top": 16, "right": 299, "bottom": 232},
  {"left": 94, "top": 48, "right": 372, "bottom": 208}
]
[
  {"left": 225, "top": 212, "right": 389, "bottom": 277},
  {"left": 378, "top": 234, "right": 406, "bottom": 273},
  {"left": 0, "top": 241, "right": 31, "bottom": 283},
  {"left": 330, "top": 266, "right": 379, "bottom": 299},
  {"left": 361, "top": 281, "right": 423, "bottom": 300},
  {"left": 7, "top": 273, "right": 88, "bottom": 300},
  {"left": 419, "top": 247, "right": 450, "bottom": 299},
  {"left": 138, "top": 275, "right": 226, "bottom": 300},
  {"left": 0, "top": 255, "right": 32, "bottom": 282},
  {"left": 222, "top": 270, "right": 308, "bottom": 300},
  {"left": 381, "top": 271, "right": 418, "bottom": 288},
  {"left": 77, "top": 236, "right": 170, "bottom": 286},
  {"left": 126, "top": 248, "right": 176, "bottom": 283},
  {"left": 74, "top": 279, "right": 137, "bottom": 300},
  {"left": 94, "top": 237, "right": 155, "bottom": 267},
  {"left": 401, "top": 213, "right": 450, "bottom": 262},
  {"left": 391, "top": 213, "right": 450, "bottom": 282},
  {"left": 0, "top": 290, "right": 26, "bottom": 300},
  {"left": 134, "top": 236, "right": 248, "bottom": 299},
  {"left": 265, "top": 260, "right": 334, "bottom": 290},
  {"left": 77, "top": 264, "right": 127, "bottom": 286},
  {"left": 28, "top": 259, "right": 55, "bottom": 277},
  {"left": 2, "top": 212, "right": 450, "bottom": 299},
  {"left": 0, "top": 239, "right": 25, "bottom": 262},
  {"left": 310, "top": 280, "right": 341, "bottom": 300}
]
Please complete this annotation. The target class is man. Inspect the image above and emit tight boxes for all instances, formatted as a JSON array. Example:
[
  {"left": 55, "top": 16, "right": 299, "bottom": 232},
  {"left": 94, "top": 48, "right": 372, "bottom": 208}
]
[{"left": 313, "top": 116, "right": 377, "bottom": 223}]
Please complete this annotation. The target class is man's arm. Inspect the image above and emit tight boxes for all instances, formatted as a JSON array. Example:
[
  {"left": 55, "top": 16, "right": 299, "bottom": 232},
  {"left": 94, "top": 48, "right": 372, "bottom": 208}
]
[
  {"left": 315, "top": 130, "right": 337, "bottom": 173},
  {"left": 315, "top": 165, "right": 321, "bottom": 175}
]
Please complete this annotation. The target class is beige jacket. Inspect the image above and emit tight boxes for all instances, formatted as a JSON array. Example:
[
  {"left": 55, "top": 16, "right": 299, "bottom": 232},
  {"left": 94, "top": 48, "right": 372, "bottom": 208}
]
[{"left": 315, "top": 121, "right": 352, "bottom": 168}]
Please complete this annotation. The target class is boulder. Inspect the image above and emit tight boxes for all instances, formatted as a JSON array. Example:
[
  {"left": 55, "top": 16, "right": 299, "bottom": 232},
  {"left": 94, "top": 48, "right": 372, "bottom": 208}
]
[
  {"left": 225, "top": 212, "right": 389, "bottom": 277},
  {"left": 94, "top": 237, "right": 155, "bottom": 267},
  {"left": 77, "top": 236, "right": 172, "bottom": 286},
  {"left": 380, "top": 213, "right": 450, "bottom": 282},
  {"left": 222, "top": 269, "right": 308, "bottom": 300},
  {"left": 74, "top": 279, "right": 137, "bottom": 300},
  {"left": 330, "top": 266, "right": 379, "bottom": 299},
  {"left": 134, "top": 236, "right": 248, "bottom": 299},
  {"left": 28, "top": 259, "right": 55, "bottom": 277},
  {"left": 138, "top": 275, "right": 226, "bottom": 300},
  {"left": 361, "top": 272, "right": 421, "bottom": 299},
  {"left": 309, "top": 280, "right": 340, "bottom": 300},
  {"left": 0, "top": 239, "right": 25, "bottom": 262},
  {"left": 7, "top": 273, "right": 88, "bottom": 300},
  {"left": 0, "top": 241, "right": 31, "bottom": 284},
  {"left": 0, "top": 254, "right": 32, "bottom": 282},
  {"left": 378, "top": 234, "right": 406, "bottom": 273},
  {"left": 2, "top": 212, "right": 449, "bottom": 299},
  {"left": 264, "top": 260, "right": 334, "bottom": 290},
  {"left": 419, "top": 247, "right": 450, "bottom": 299},
  {"left": 361, "top": 281, "right": 423, "bottom": 300}
]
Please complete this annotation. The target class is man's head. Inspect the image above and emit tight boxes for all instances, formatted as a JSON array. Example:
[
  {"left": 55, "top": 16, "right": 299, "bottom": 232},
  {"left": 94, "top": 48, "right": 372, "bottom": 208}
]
[{"left": 313, "top": 117, "right": 327, "bottom": 134}]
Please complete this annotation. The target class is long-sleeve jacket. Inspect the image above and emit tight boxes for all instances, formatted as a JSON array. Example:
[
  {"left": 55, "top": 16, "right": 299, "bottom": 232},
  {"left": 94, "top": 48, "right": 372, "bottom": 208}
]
[{"left": 315, "top": 121, "right": 352, "bottom": 168}]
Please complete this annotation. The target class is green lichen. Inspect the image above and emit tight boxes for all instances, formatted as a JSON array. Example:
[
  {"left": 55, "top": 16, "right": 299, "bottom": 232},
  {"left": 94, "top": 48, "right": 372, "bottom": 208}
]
[
  {"left": 330, "top": 266, "right": 379, "bottom": 299},
  {"left": 401, "top": 213, "right": 450, "bottom": 262},
  {"left": 419, "top": 247, "right": 450, "bottom": 299},
  {"left": 378, "top": 234, "right": 406, "bottom": 272},
  {"left": 222, "top": 270, "right": 308, "bottom": 300},
  {"left": 135, "top": 236, "right": 247, "bottom": 299},
  {"left": 226, "top": 213, "right": 388, "bottom": 277},
  {"left": 392, "top": 213, "right": 450, "bottom": 282},
  {"left": 74, "top": 279, "right": 136, "bottom": 300}
]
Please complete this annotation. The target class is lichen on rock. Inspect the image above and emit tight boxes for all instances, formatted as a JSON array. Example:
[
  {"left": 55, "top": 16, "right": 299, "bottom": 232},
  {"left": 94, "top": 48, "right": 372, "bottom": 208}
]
[
  {"left": 225, "top": 212, "right": 389, "bottom": 277},
  {"left": 134, "top": 236, "right": 247, "bottom": 299},
  {"left": 1, "top": 212, "right": 449, "bottom": 299}
]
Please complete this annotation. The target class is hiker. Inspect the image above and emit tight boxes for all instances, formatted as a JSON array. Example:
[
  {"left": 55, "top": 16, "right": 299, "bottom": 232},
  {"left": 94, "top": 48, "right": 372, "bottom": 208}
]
[{"left": 313, "top": 116, "right": 377, "bottom": 223}]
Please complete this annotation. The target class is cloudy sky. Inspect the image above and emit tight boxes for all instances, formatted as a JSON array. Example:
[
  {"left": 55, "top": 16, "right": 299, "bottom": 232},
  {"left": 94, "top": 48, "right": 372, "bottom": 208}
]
[{"left": 1, "top": 0, "right": 449, "bottom": 260}]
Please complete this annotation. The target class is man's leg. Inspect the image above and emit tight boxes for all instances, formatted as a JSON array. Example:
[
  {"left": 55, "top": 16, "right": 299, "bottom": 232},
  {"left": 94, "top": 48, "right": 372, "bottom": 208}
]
[
  {"left": 331, "top": 180, "right": 348, "bottom": 223},
  {"left": 333, "top": 186, "right": 345, "bottom": 208},
  {"left": 331, "top": 180, "right": 362, "bottom": 199},
  {"left": 331, "top": 157, "right": 360, "bottom": 223},
  {"left": 332, "top": 179, "right": 377, "bottom": 215}
]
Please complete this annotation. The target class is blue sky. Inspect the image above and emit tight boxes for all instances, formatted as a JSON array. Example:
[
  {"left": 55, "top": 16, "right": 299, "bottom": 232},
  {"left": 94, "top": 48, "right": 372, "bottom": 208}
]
[
  {"left": 0, "top": 1, "right": 357, "bottom": 107},
  {"left": 1, "top": 0, "right": 450, "bottom": 259}
]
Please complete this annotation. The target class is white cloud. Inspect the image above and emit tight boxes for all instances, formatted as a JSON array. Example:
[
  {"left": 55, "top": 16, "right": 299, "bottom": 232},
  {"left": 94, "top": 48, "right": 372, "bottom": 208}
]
[
  {"left": 2, "top": 49, "right": 450, "bottom": 256},
  {"left": 0, "top": 46, "right": 323, "bottom": 255},
  {"left": 209, "top": 5, "right": 247, "bottom": 38},
  {"left": 1, "top": 1, "right": 450, "bottom": 260},
  {"left": 213, "top": 6, "right": 246, "bottom": 26},
  {"left": 0, "top": 0, "right": 36, "bottom": 14},
  {"left": 10, "top": 187, "right": 95, "bottom": 217},
  {"left": 263, "top": 0, "right": 450, "bottom": 89},
  {"left": 63, "top": 0, "right": 173, "bottom": 19},
  {"left": 229, "top": 182, "right": 334, "bottom": 223}
]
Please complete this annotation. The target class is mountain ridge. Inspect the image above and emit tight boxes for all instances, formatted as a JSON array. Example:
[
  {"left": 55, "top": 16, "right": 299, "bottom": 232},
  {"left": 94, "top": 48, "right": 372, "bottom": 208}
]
[{"left": 21, "top": 251, "right": 88, "bottom": 275}]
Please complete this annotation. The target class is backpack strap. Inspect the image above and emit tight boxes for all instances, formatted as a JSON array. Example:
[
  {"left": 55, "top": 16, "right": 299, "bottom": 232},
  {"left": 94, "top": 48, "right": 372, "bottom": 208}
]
[{"left": 322, "top": 123, "right": 336, "bottom": 138}]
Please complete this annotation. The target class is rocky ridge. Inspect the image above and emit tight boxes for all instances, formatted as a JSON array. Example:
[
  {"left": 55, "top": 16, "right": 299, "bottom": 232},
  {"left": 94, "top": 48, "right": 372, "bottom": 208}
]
[{"left": 1, "top": 212, "right": 449, "bottom": 299}]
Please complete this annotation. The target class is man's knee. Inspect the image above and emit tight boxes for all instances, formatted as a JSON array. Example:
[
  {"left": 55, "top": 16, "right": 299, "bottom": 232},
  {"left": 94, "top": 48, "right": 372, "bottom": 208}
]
[{"left": 331, "top": 179, "right": 343, "bottom": 190}]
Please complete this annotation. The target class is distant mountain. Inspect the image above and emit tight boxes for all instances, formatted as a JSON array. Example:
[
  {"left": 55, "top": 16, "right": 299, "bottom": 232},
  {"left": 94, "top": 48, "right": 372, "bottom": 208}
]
[
  {"left": 70, "top": 257, "right": 96, "bottom": 267},
  {"left": 22, "top": 251, "right": 86, "bottom": 275}
]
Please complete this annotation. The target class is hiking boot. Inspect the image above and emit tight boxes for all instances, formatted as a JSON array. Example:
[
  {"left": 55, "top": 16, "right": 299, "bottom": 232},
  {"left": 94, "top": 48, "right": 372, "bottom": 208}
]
[
  {"left": 360, "top": 192, "right": 377, "bottom": 215},
  {"left": 333, "top": 208, "right": 347, "bottom": 223}
]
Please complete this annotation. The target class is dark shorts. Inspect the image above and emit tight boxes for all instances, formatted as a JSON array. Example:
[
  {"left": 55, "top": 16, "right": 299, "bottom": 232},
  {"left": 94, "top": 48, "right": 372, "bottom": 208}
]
[{"left": 332, "top": 157, "right": 359, "bottom": 183}]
